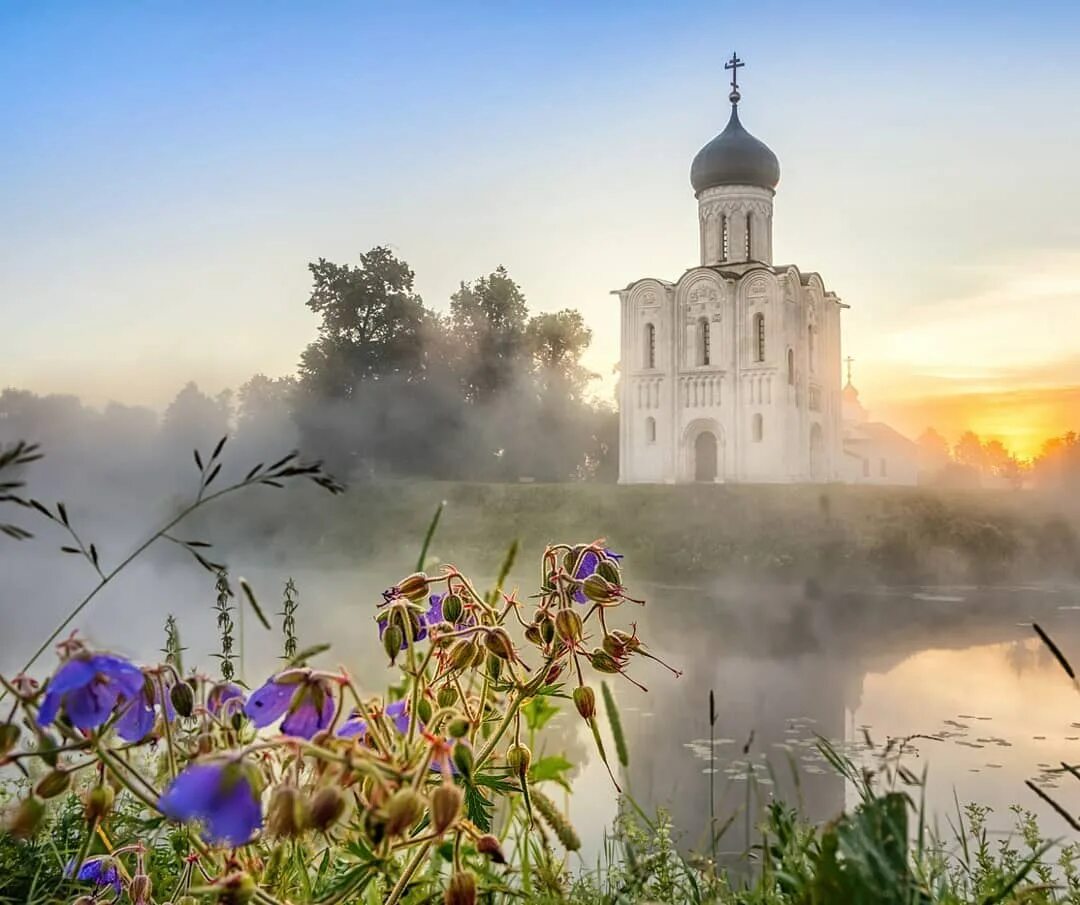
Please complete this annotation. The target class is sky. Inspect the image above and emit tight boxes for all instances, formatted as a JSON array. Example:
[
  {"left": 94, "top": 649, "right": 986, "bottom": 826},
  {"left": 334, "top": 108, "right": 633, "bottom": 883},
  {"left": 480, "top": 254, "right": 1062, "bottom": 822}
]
[{"left": 2, "top": 1, "right": 1079, "bottom": 459}]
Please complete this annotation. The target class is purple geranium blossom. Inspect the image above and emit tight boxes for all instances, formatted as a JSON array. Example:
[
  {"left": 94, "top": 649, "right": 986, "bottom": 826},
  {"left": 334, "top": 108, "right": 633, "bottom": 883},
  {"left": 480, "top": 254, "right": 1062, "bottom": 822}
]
[
  {"left": 37, "top": 653, "right": 146, "bottom": 733},
  {"left": 65, "top": 856, "right": 122, "bottom": 894},
  {"left": 208, "top": 682, "right": 246, "bottom": 717},
  {"left": 244, "top": 671, "right": 335, "bottom": 740},
  {"left": 158, "top": 760, "right": 262, "bottom": 846},
  {"left": 572, "top": 548, "right": 621, "bottom": 603},
  {"left": 114, "top": 672, "right": 175, "bottom": 742},
  {"left": 338, "top": 699, "right": 410, "bottom": 740}
]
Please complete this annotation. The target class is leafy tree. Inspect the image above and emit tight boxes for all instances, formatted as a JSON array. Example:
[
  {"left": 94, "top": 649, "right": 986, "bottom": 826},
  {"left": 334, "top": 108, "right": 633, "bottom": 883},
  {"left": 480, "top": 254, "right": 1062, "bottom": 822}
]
[
  {"left": 161, "top": 382, "right": 231, "bottom": 451},
  {"left": 916, "top": 427, "right": 951, "bottom": 477}
]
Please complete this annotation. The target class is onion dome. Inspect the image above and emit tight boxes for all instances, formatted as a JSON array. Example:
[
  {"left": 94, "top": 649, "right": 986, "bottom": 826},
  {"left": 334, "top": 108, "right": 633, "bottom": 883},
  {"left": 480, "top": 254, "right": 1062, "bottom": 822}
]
[{"left": 690, "top": 88, "right": 780, "bottom": 195}]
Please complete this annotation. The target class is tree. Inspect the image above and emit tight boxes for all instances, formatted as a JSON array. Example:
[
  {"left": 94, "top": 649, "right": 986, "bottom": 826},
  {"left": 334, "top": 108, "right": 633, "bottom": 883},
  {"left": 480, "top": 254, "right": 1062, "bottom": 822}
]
[
  {"left": 298, "top": 247, "right": 431, "bottom": 398},
  {"left": 526, "top": 309, "right": 596, "bottom": 402},
  {"left": 448, "top": 267, "right": 529, "bottom": 402},
  {"left": 953, "top": 431, "right": 986, "bottom": 472},
  {"left": 917, "top": 427, "right": 951, "bottom": 477},
  {"left": 161, "top": 382, "right": 232, "bottom": 451}
]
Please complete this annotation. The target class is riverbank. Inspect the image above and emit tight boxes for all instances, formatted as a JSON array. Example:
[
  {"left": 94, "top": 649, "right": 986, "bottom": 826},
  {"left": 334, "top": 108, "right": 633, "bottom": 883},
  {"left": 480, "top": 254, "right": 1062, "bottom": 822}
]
[{"left": 207, "top": 480, "right": 1080, "bottom": 588}]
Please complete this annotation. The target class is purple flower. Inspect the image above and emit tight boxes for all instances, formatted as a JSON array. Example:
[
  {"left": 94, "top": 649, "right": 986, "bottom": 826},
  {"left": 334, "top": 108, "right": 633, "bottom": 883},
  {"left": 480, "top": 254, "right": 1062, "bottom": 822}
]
[
  {"left": 338, "top": 699, "right": 410, "bottom": 740},
  {"left": 572, "top": 548, "right": 621, "bottom": 603},
  {"left": 37, "top": 654, "right": 145, "bottom": 733},
  {"left": 244, "top": 671, "right": 335, "bottom": 740},
  {"left": 208, "top": 682, "right": 246, "bottom": 717},
  {"left": 158, "top": 760, "right": 262, "bottom": 846},
  {"left": 114, "top": 672, "right": 175, "bottom": 742},
  {"left": 65, "top": 856, "right": 122, "bottom": 894}
]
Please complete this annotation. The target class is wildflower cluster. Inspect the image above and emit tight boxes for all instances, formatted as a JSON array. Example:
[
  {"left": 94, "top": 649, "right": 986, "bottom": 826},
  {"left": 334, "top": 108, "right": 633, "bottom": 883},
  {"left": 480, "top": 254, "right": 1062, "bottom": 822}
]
[{"left": 0, "top": 541, "right": 672, "bottom": 904}]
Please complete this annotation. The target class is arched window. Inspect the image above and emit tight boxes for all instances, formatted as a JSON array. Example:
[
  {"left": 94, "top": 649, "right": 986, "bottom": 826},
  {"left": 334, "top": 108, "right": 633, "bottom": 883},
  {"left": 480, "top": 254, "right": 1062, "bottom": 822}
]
[
  {"left": 745, "top": 212, "right": 753, "bottom": 259},
  {"left": 753, "top": 313, "right": 765, "bottom": 363},
  {"left": 808, "top": 326, "right": 815, "bottom": 373},
  {"left": 699, "top": 318, "right": 711, "bottom": 366},
  {"left": 752, "top": 413, "right": 763, "bottom": 442},
  {"left": 644, "top": 323, "right": 656, "bottom": 369},
  {"left": 645, "top": 417, "right": 656, "bottom": 443},
  {"left": 787, "top": 348, "right": 795, "bottom": 385},
  {"left": 721, "top": 214, "right": 729, "bottom": 261}
]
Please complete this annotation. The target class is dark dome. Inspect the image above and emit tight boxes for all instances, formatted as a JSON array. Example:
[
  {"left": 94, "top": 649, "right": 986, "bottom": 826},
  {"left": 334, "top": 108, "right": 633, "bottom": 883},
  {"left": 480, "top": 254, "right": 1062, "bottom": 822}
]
[{"left": 690, "top": 104, "right": 780, "bottom": 195}]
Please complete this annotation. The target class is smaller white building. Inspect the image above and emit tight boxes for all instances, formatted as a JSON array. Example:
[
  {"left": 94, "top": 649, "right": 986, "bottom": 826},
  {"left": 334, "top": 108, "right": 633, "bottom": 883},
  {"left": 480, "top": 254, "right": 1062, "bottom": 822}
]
[{"left": 840, "top": 378, "right": 919, "bottom": 486}]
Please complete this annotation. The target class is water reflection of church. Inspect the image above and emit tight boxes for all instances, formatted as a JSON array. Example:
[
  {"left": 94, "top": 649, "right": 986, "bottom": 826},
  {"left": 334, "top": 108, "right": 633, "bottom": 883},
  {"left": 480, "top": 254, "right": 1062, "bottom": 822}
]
[{"left": 615, "top": 56, "right": 917, "bottom": 486}]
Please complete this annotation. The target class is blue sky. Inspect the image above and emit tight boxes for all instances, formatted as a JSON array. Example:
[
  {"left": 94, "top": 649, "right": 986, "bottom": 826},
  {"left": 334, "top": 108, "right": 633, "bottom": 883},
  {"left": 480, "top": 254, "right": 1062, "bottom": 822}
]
[{"left": 2, "top": 1, "right": 1079, "bottom": 449}]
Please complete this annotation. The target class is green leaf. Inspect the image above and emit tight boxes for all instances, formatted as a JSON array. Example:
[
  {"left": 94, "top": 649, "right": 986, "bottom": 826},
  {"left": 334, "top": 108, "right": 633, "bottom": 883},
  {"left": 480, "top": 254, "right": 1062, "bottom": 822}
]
[
  {"left": 464, "top": 782, "right": 493, "bottom": 833},
  {"left": 238, "top": 578, "right": 272, "bottom": 630},
  {"left": 529, "top": 755, "right": 573, "bottom": 787},
  {"left": 522, "top": 694, "right": 560, "bottom": 733},
  {"left": 416, "top": 500, "right": 444, "bottom": 572},
  {"left": 289, "top": 642, "right": 331, "bottom": 666}
]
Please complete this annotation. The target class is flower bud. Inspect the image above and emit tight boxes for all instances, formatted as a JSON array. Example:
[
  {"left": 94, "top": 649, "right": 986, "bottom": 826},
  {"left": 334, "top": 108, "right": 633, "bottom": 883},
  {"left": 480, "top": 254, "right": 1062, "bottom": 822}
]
[
  {"left": 589, "top": 648, "right": 621, "bottom": 674},
  {"left": 523, "top": 622, "right": 543, "bottom": 645},
  {"left": 602, "top": 633, "right": 627, "bottom": 658},
  {"left": 131, "top": 873, "right": 152, "bottom": 904},
  {"left": 554, "top": 609, "right": 583, "bottom": 643},
  {"left": 308, "top": 786, "right": 346, "bottom": 832},
  {"left": 7, "top": 796, "right": 45, "bottom": 838},
  {"left": 476, "top": 833, "right": 506, "bottom": 863},
  {"left": 582, "top": 574, "right": 618, "bottom": 604},
  {"left": 170, "top": 681, "right": 195, "bottom": 718},
  {"left": 430, "top": 783, "right": 462, "bottom": 834},
  {"left": 448, "top": 639, "right": 478, "bottom": 672},
  {"left": 445, "top": 870, "right": 477, "bottom": 905},
  {"left": 416, "top": 697, "right": 433, "bottom": 725},
  {"left": 216, "top": 871, "right": 256, "bottom": 905},
  {"left": 436, "top": 685, "right": 458, "bottom": 708},
  {"left": 451, "top": 741, "right": 474, "bottom": 780},
  {"left": 383, "top": 624, "right": 404, "bottom": 664},
  {"left": 84, "top": 784, "right": 115, "bottom": 822},
  {"left": 267, "top": 785, "right": 309, "bottom": 838},
  {"left": 597, "top": 558, "right": 621, "bottom": 585},
  {"left": 544, "top": 662, "right": 564, "bottom": 685},
  {"left": 442, "top": 594, "right": 464, "bottom": 624},
  {"left": 572, "top": 686, "right": 596, "bottom": 721},
  {"left": 563, "top": 546, "right": 586, "bottom": 573},
  {"left": 447, "top": 717, "right": 470, "bottom": 739},
  {"left": 384, "top": 787, "right": 425, "bottom": 838},
  {"left": 506, "top": 743, "right": 531, "bottom": 777},
  {"left": 540, "top": 615, "right": 556, "bottom": 645},
  {"left": 0, "top": 723, "right": 20, "bottom": 756},
  {"left": 485, "top": 653, "right": 503, "bottom": 682},
  {"left": 397, "top": 572, "right": 429, "bottom": 603},
  {"left": 35, "top": 769, "right": 71, "bottom": 799}
]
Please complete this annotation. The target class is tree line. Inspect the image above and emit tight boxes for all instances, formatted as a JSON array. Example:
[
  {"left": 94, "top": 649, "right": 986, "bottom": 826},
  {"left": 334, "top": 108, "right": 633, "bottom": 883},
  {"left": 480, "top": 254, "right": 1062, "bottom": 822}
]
[
  {"left": 917, "top": 427, "right": 1080, "bottom": 490},
  {"left": 0, "top": 248, "right": 617, "bottom": 488}
]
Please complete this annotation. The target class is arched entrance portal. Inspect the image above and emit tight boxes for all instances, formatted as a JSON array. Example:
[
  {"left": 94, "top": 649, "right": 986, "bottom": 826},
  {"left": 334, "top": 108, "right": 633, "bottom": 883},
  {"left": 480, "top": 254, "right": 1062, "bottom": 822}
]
[
  {"left": 809, "top": 423, "right": 825, "bottom": 480},
  {"left": 694, "top": 431, "right": 718, "bottom": 482}
]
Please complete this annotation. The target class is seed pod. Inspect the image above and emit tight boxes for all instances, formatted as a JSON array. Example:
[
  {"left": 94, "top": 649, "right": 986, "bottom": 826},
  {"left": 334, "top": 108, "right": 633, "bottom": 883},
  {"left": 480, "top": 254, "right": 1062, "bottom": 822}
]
[
  {"left": 524, "top": 622, "right": 542, "bottom": 645},
  {"left": 485, "top": 652, "right": 503, "bottom": 682},
  {"left": 430, "top": 783, "right": 462, "bottom": 834},
  {"left": 563, "top": 545, "right": 587, "bottom": 574},
  {"left": 470, "top": 642, "right": 487, "bottom": 668},
  {"left": 384, "top": 787, "right": 425, "bottom": 838},
  {"left": 532, "top": 788, "right": 581, "bottom": 851},
  {"left": 84, "top": 784, "right": 115, "bottom": 822},
  {"left": 267, "top": 785, "right": 309, "bottom": 838},
  {"left": 35, "top": 769, "right": 70, "bottom": 799},
  {"left": 170, "top": 681, "right": 195, "bottom": 718},
  {"left": 437, "top": 685, "right": 458, "bottom": 708},
  {"left": 597, "top": 558, "right": 621, "bottom": 585},
  {"left": 216, "top": 871, "right": 256, "bottom": 905},
  {"left": 445, "top": 870, "right": 477, "bottom": 905},
  {"left": 451, "top": 741, "right": 474, "bottom": 780},
  {"left": 397, "top": 572, "right": 429, "bottom": 602},
  {"left": 447, "top": 717, "right": 470, "bottom": 739},
  {"left": 0, "top": 723, "right": 20, "bottom": 756},
  {"left": 582, "top": 574, "right": 618, "bottom": 604},
  {"left": 554, "top": 609, "right": 583, "bottom": 643},
  {"left": 383, "top": 624, "right": 404, "bottom": 664},
  {"left": 506, "top": 743, "right": 531, "bottom": 777},
  {"left": 7, "top": 796, "right": 44, "bottom": 838},
  {"left": 601, "top": 633, "right": 627, "bottom": 658},
  {"left": 416, "top": 696, "right": 433, "bottom": 724},
  {"left": 476, "top": 833, "right": 506, "bottom": 863},
  {"left": 308, "top": 786, "right": 346, "bottom": 832},
  {"left": 572, "top": 686, "right": 596, "bottom": 721},
  {"left": 589, "top": 648, "right": 621, "bottom": 674},
  {"left": 442, "top": 593, "right": 464, "bottom": 624},
  {"left": 131, "top": 873, "right": 152, "bottom": 904},
  {"left": 540, "top": 615, "right": 556, "bottom": 645}
]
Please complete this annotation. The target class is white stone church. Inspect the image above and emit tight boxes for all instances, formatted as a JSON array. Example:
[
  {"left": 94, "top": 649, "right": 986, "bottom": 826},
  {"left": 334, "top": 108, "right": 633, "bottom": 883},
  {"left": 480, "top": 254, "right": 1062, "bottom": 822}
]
[{"left": 616, "top": 58, "right": 854, "bottom": 484}]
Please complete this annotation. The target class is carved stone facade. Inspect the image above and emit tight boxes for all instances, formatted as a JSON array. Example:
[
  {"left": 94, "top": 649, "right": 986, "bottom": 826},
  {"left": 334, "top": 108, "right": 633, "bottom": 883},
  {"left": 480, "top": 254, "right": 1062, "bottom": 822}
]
[{"left": 615, "top": 89, "right": 846, "bottom": 484}]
